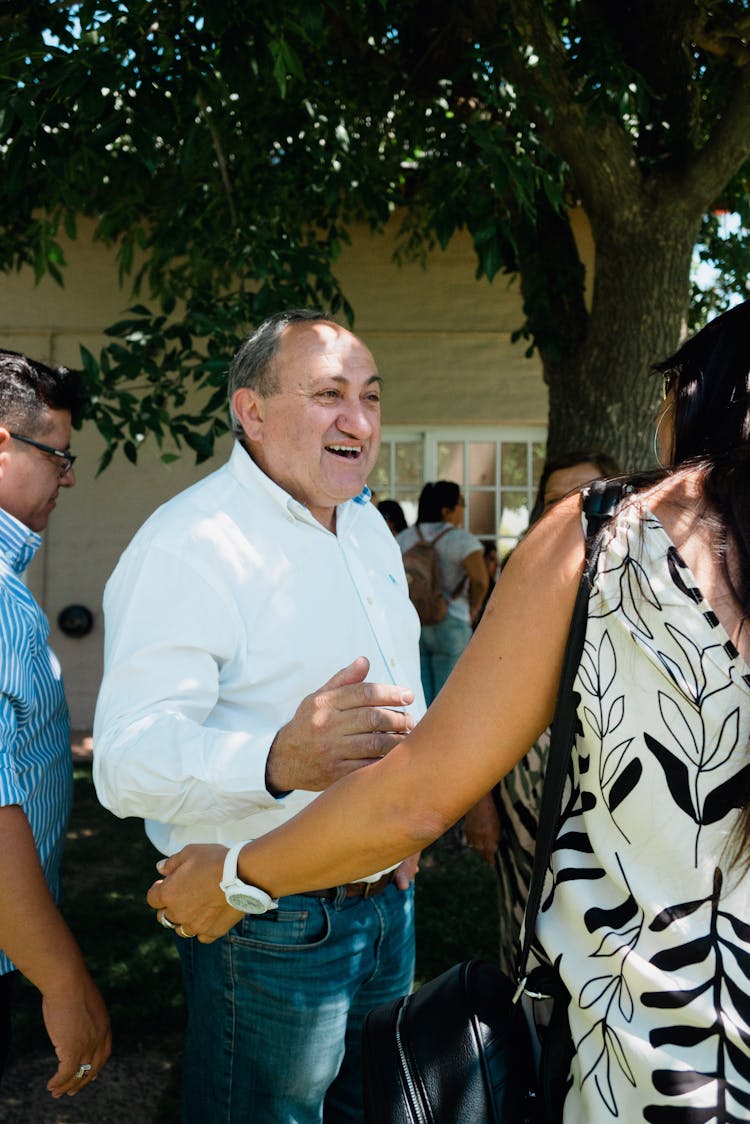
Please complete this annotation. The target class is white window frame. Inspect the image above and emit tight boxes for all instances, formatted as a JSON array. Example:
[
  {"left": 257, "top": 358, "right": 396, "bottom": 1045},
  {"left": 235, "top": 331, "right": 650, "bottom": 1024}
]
[{"left": 375, "top": 425, "right": 547, "bottom": 551}]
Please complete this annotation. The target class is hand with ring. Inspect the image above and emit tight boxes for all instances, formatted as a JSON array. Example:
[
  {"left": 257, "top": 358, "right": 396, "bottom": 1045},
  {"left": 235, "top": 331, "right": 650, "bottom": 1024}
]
[
  {"left": 158, "top": 911, "right": 193, "bottom": 938},
  {"left": 75, "top": 1063, "right": 92, "bottom": 1080}
]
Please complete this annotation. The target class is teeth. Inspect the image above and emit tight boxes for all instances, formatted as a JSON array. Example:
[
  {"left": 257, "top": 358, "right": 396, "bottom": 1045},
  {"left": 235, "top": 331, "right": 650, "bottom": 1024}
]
[{"left": 327, "top": 445, "right": 361, "bottom": 456}]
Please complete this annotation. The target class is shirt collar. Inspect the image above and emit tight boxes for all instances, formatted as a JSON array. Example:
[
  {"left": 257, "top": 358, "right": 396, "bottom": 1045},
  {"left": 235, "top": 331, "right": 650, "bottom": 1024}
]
[
  {"left": 228, "top": 441, "right": 371, "bottom": 532},
  {"left": 0, "top": 507, "right": 42, "bottom": 574}
]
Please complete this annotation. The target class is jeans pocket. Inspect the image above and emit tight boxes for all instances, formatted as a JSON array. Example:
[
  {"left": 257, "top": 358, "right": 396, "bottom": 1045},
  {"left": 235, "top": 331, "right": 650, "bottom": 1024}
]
[{"left": 231, "top": 900, "right": 332, "bottom": 952}]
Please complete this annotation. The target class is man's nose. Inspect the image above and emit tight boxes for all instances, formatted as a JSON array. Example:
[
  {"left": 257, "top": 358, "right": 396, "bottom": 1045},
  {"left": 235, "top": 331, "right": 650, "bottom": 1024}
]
[
  {"left": 336, "top": 400, "right": 374, "bottom": 437},
  {"left": 60, "top": 466, "right": 76, "bottom": 487}
]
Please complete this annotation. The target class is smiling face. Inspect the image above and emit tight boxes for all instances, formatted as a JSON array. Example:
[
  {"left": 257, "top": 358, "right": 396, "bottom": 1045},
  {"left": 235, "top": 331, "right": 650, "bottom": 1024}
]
[
  {"left": 232, "top": 322, "right": 382, "bottom": 530},
  {"left": 0, "top": 408, "right": 76, "bottom": 531}
]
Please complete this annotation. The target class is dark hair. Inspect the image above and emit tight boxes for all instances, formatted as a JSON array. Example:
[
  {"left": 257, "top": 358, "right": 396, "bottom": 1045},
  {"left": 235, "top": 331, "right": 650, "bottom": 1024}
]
[
  {"left": 529, "top": 450, "right": 621, "bottom": 525},
  {"left": 653, "top": 301, "right": 750, "bottom": 869},
  {"left": 653, "top": 301, "right": 750, "bottom": 619},
  {"left": 228, "top": 309, "right": 335, "bottom": 438},
  {"left": 378, "top": 499, "right": 407, "bottom": 534},
  {"left": 0, "top": 350, "right": 83, "bottom": 431},
  {"left": 417, "top": 481, "right": 461, "bottom": 524}
]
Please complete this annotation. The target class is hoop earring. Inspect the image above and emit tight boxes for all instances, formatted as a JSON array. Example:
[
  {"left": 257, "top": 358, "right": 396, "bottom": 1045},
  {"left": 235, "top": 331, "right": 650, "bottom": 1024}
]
[{"left": 653, "top": 401, "right": 674, "bottom": 469}]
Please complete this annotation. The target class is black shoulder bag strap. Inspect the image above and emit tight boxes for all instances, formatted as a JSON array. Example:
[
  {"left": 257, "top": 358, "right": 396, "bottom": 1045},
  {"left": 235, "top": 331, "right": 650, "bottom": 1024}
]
[{"left": 514, "top": 479, "right": 626, "bottom": 996}]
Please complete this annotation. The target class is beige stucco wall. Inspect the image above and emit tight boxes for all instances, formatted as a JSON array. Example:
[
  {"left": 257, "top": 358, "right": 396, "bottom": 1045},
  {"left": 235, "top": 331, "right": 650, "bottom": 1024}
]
[{"left": 0, "top": 213, "right": 574, "bottom": 724}]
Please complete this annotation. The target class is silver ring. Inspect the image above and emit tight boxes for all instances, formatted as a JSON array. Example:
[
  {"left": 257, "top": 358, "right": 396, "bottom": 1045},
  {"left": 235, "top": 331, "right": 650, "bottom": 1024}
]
[
  {"left": 159, "top": 913, "right": 176, "bottom": 930},
  {"left": 75, "top": 1063, "right": 92, "bottom": 1079},
  {"left": 177, "top": 924, "right": 194, "bottom": 939}
]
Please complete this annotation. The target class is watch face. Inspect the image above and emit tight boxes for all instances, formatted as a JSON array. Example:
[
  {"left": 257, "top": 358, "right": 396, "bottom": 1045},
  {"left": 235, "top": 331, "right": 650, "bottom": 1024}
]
[{"left": 226, "top": 890, "right": 268, "bottom": 914}]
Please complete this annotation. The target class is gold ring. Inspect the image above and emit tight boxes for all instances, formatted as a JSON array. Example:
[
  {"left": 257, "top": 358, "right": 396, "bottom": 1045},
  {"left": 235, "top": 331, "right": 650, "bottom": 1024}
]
[
  {"left": 177, "top": 924, "right": 194, "bottom": 939},
  {"left": 75, "top": 1063, "right": 92, "bottom": 1079}
]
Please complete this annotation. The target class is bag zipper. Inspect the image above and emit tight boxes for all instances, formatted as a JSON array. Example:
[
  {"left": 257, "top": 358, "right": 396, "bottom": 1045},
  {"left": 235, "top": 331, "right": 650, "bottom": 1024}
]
[{"left": 395, "top": 997, "right": 429, "bottom": 1124}]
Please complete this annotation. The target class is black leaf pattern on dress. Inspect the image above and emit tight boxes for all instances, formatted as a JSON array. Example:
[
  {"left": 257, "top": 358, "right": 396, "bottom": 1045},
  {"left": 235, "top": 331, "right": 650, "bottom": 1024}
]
[
  {"left": 590, "top": 551, "right": 662, "bottom": 639},
  {"left": 645, "top": 733, "right": 697, "bottom": 821},
  {"left": 642, "top": 869, "right": 750, "bottom": 1121},
  {"left": 703, "top": 762, "right": 750, "bottom": 825},
  {"left": 643, "top": 649, "right": 744, "bottom": 862},
  {"left": 573, "top": 857, "right": 642, "bottom": 1115},
  {"left": 609, "top": 758, "right": 643, "bottom": 813},
  {"left": 578, "top": 630, "right": 640, "bottom": 839}
]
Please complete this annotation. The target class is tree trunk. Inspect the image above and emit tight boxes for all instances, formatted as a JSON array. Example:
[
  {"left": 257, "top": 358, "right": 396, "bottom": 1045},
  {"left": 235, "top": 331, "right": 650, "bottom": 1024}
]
[{"left": 542, "top": 205, "right": 702, "bottom": 472}]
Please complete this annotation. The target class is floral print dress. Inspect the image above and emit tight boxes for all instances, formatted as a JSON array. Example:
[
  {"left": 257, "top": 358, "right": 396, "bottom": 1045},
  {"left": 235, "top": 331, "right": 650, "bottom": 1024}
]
[{"left": 534, "top": 503, "right": 750, "bottom": 1122}]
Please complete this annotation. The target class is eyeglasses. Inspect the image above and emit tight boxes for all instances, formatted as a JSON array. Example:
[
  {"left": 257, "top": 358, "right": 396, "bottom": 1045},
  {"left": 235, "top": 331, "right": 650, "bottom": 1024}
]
[{"left": 9, "top": 433, "right": 77, "bottom": 477}]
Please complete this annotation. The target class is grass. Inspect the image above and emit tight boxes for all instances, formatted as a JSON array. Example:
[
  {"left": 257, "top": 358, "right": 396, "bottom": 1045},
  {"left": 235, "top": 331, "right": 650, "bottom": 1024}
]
[{"left": 10, "top": 767, "right": 499, "bottom": 1115}]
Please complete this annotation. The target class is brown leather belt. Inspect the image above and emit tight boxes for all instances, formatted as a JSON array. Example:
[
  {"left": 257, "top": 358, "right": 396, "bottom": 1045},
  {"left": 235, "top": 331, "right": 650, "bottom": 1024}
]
[{"left": 299, "top": 870, "right": 395, "bottom": 902}]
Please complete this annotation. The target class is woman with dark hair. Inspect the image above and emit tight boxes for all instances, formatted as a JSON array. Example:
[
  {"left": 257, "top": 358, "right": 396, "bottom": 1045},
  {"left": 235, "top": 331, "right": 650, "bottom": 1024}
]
[
  {"left": 529, "top": 450, "right": 621, "bottom": 524},
  {"left": 377, "top": 498, "right": 407, "bottom": 536},
  {"left": 397, "top": 481, "right": 487, "bottom": 705},
  {"left": 152, "top": 303, "right": 750, "bottom": 1120}
]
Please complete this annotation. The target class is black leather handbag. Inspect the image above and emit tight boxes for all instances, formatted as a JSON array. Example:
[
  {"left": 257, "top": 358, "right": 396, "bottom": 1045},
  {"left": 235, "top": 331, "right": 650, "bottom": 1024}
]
[{"left": 362, "top": 482, "right": 625, "bottom": 1124}]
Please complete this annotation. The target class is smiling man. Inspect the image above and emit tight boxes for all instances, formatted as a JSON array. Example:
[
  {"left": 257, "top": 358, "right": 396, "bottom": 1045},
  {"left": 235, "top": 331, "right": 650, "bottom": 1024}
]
[
  {"left": 0, "top": 351, "right": 110, "bottom": 1096},
  {"left": 93, "top": 310, "right": 425, "bottom": 1123}
]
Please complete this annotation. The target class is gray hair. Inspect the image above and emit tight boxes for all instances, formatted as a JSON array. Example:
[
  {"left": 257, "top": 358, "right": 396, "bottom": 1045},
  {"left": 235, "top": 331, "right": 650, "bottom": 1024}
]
[{"left": 227, "top": 309, "right": 336, "bottom": 439}]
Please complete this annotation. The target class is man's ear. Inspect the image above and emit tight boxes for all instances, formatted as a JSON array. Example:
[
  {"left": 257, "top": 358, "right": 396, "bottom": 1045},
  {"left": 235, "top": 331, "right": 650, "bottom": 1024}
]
[
  {"left": 0, "top": 427, "right": 12, "bottom": 466},
  {"left": 232, "top": 388, "right": 265, "bottom": 444}
]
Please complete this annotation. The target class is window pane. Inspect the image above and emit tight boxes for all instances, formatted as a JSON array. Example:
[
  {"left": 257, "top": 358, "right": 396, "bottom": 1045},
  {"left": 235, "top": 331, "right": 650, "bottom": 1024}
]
[
  {"left": 532, "top": 441, "right": 547, "bottom": 486},
  {"left": 468, "top": 491, "right": 495, "bottom": 537},
  {"left": 395, "top": 442, "right": 422, "bottom": 487},
  {"left": 469, "top": 442, "right": 496, "bottom": 486},
  {"left": 498, "top": 490, "right": 531, "bottom": 558},
  {"left": 437, "top": 442, "right": 463, "bottom": 483},
  {"left": 369, "top": 443, "right": 391, "bottom": 494},
  {"left": 500, "top": 442, "right": 527, "bottom": 486},
  {"left": 395, "top": 493, "right": 419, "bottom": 527}
]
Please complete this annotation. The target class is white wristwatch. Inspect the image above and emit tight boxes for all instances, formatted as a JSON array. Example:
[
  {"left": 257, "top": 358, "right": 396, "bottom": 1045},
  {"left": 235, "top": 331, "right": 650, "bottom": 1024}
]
[{"left": 219, "top": 842, "right": 278, "bottom": 914}]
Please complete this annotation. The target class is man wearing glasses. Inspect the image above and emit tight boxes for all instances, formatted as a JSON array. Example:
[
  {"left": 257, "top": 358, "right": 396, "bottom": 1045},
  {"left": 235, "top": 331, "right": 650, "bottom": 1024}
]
[{"left": 0, "top": 350, "right": 110, "bottom": 1095}]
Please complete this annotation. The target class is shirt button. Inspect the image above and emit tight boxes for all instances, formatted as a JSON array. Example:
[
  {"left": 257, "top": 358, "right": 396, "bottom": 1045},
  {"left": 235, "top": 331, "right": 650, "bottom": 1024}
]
[
  {"left": 390, "top": 659, "right": 396, "bottom": 668},
  {"left": 367, "top": 596, "right": 374, "bottom": 605}
]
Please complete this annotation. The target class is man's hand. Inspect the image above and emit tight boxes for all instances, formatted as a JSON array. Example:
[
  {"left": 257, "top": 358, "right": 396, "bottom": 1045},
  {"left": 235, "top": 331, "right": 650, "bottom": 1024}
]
[
  {"left": 147, "top": 846, "right": 241, "bottom": 944},
  {"left": 463, "top": 794, "right": 500, "bottom": 865},
  {"left": 265, "top": 657, "right": 415, "bottom": 794},
  {"left": 44, "top": 969, "right": 111, "bottom": 1098}
]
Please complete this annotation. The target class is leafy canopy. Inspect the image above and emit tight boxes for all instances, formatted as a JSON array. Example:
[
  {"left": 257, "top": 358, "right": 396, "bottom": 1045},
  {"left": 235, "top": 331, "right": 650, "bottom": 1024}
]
[{"left": 1, "top": 2, "right": 749, "bottom": 467}]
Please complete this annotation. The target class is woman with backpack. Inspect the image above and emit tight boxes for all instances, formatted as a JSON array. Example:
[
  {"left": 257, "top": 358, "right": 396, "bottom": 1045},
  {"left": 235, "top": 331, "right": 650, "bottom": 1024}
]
[{"left": 396, "top": 480, "right": 487, "bottom": 705}]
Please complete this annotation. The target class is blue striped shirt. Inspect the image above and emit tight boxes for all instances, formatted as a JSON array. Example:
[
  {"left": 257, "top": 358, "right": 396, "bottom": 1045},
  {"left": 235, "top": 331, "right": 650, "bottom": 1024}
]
[{"left": 0, "top": 507, "right": 72, "bottom": 976}]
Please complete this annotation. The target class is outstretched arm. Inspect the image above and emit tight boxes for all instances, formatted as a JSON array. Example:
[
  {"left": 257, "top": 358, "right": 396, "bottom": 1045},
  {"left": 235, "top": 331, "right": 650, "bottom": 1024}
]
[
  {"left": 149, "top": 497, "right": 586, "bottom": 938},
  {"left": 0, "top": 806, "right": 111, "bottom": 1096}
]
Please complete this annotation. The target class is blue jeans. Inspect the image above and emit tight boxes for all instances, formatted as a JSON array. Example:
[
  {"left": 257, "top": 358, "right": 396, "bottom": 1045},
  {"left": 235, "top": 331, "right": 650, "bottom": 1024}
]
[
  {"left": 176, "top": 881, "right": 415, "bottom": 1124},
  {"left": 419, "top": 616, "right": 472, "bottom": 706}
]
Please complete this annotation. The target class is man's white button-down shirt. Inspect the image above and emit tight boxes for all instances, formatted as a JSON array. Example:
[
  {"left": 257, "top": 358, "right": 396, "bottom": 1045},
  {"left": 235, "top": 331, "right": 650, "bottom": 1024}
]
[{"left": 93, "top": 443, "right": 425, "bottom": 863}]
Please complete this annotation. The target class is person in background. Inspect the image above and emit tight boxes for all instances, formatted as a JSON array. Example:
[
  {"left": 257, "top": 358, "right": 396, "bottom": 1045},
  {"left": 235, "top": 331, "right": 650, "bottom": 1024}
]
[
  {"left": 0, "top": 351, "right": 110, "bottom": 1096},
  {"left": 94, "top": 310, "right": 423, "bottom": 1124},
  {"left": 529, "top": 450, "right": 621, "bottom": 524},
  {"left": 473, "top": 540, "right": 500, "bottom": 628},
  {"left": 377, "top": 498, "right": 407, "bottom": 536},
  {"left": 464, "top": 450, "right": 620, "bottom": 970},
  {"left": 397, "top": 480, "right": 487, "bottom": 705},
  {"left": 149, "top": 300, "right": 750, "bottom": 1119}
]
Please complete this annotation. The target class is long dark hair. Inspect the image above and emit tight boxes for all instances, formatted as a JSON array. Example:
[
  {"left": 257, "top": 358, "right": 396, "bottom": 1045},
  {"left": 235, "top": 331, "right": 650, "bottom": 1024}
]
[
  {"left": 653, "top": 301, "right": 750, "bottom": 870},
  {"left": 654, "top": 300, "right": 750, "bottom": 622},
  {"left": 417, "top": 481, "right": 461, "bottom": 524}
]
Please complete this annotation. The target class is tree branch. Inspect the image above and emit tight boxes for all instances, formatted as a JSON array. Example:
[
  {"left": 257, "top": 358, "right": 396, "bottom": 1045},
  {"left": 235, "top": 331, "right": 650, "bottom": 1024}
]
[
  {"left": 680, "top": 63, "right": 750, "bottom": 212},
  {"left": 195, "top": 88, "right": 239, "bottom": 232},
  {"left": 502, "top": 0, "right": 643, "bottom": 216}
]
